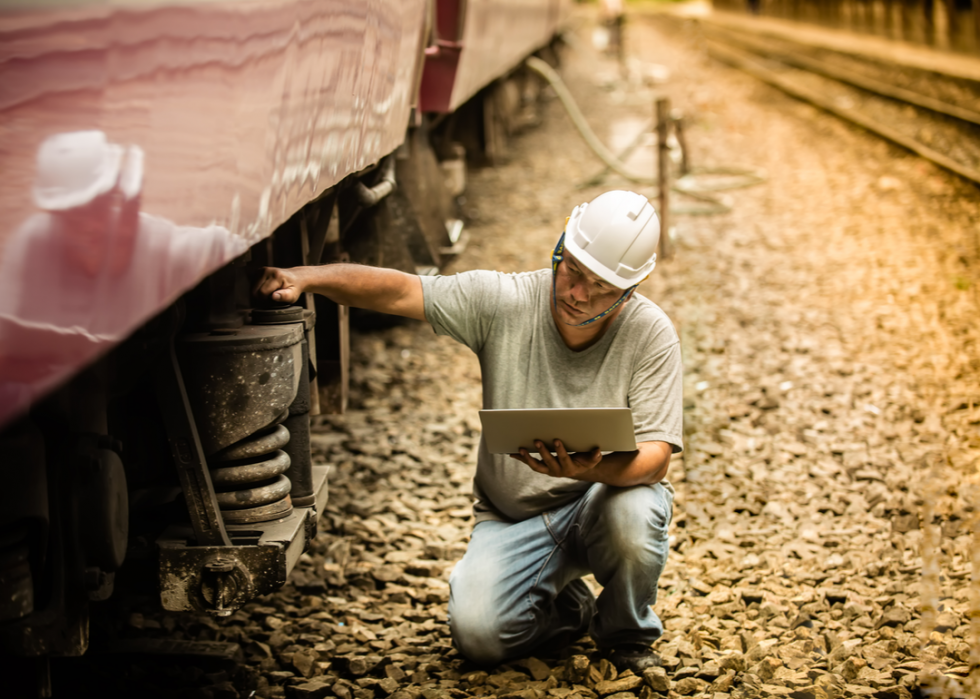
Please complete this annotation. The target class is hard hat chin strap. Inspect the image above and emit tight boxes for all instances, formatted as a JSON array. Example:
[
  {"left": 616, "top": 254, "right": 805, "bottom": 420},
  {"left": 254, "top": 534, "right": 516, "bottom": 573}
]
[{"left": 551, "top": 232, "right": 636, "bottom": 328}]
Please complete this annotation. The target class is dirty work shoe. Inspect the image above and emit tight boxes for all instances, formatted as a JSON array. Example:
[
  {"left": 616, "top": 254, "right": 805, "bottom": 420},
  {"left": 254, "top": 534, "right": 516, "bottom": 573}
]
[{"left": 606, "top": 644, "right": 663, "bottom": 674}]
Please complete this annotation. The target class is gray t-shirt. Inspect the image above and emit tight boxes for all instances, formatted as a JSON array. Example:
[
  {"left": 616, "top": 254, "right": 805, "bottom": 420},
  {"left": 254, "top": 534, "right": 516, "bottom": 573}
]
[{"left": 421, "top": 268, "right": 683, "bottom": 523}]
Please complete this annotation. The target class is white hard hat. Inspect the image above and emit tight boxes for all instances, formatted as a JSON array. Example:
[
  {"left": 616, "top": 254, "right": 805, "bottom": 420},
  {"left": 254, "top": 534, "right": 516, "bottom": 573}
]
[
  {"left": 32, "top": 131, "right": 143, "bottom": 210},
  {"left": 564, "top": 190, "right": 660, "bottom": 289}
]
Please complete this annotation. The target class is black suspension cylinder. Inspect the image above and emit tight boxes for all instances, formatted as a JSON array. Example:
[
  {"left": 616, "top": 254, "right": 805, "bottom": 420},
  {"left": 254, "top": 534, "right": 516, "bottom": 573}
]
[
  {"left": 250, "top": 306, "right": 313, "bottom": 507},
  {"left": 178, "top": 311, "right": 306, "bottom": 524}
]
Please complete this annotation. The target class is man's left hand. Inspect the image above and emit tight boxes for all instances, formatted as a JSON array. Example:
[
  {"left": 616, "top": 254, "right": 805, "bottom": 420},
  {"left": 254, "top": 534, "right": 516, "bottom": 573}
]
[{"left": 510, "top": 440, "right": 602, "bottom": 480}]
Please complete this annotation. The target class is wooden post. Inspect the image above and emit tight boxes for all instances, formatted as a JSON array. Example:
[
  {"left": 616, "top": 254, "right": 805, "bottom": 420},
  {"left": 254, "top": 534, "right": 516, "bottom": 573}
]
[{"left": 656, "top": 96, "right": 671, "bottom": 261}]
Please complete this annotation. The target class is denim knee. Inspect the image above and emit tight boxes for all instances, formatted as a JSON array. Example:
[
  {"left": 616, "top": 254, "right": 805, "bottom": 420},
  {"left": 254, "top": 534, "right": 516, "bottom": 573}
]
[
  {"left": 448, "top": 567, "right": 509, "bottom": 664},
  {"left": 592, "top": 484, "right": 672, "bottom": 562}
]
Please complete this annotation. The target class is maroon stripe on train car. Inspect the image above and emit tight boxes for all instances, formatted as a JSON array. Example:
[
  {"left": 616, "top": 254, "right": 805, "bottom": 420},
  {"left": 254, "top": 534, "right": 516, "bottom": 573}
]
[{"left": 419, "top": 0, "right": 569, "bottom": 114}]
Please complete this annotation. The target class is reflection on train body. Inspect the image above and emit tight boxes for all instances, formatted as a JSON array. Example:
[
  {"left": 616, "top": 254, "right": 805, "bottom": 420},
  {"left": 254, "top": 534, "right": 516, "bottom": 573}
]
[{"left": 0, "top": 131, "right": 245, "bottom": 425}]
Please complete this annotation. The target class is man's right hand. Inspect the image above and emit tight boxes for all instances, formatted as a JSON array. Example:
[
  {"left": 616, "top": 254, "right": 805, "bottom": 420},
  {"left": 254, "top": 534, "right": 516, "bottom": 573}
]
[{"left": 253, "top": 267, "right": 305, "bottom": 305}]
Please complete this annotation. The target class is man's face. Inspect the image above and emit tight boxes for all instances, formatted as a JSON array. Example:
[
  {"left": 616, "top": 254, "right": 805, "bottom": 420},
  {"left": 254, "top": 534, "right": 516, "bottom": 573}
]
[{"left": 553, "top": 251, "right": 625, "bottom": 325}]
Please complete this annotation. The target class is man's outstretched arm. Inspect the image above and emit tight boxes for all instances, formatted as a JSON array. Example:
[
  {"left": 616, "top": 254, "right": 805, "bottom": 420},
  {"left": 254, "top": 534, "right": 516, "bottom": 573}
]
[{"left": 253, "top": 264, "right": 426, "bottom": 321}]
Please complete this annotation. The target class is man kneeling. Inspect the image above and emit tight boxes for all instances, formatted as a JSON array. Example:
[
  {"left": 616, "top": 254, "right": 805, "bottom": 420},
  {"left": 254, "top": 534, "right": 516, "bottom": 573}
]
[{"left": 255, "top": 190, "right": 682, "bottom": 670}]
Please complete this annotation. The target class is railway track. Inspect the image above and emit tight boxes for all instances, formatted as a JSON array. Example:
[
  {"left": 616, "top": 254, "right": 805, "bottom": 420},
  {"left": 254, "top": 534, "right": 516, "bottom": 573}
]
[{"left": 686, "top": 18, "right": 980, "bottom": 186}]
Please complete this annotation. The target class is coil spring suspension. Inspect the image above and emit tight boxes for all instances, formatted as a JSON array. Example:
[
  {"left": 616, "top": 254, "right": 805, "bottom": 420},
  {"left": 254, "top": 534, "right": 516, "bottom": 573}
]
[{"left": 210, "top": 413, "right": 293, "bottom": 524}]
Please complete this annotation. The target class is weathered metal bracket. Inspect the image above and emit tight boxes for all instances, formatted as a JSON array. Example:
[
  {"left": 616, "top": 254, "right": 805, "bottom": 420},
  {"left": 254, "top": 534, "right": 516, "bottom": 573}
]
[{"left": 158, "top": 465, "right": 329, "bottom": 614}]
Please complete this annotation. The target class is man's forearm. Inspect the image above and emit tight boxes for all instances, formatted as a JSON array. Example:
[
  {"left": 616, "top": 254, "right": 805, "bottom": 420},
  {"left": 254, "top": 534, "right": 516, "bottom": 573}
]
[
  {"left": 301, "top": 264, "right": 411, "bottom": 310},
  {"left": 576, "top": 442, "right": 671, "bottom": 487},
  {"left": 258, "top": 264, "right": 425, "bottom": 321}
]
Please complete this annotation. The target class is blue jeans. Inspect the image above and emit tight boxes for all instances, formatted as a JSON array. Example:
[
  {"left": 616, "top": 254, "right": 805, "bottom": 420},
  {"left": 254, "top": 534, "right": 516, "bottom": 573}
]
[{"left": 448, "top": 482, "right": 674, "bottom": 664}]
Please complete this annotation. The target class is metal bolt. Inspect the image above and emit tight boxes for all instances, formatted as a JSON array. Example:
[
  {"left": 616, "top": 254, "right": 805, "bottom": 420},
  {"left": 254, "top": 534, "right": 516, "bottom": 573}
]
[
  {"left": 205, "top": 557, "right": 235, "bottom": 574},
  {"left": 201, "top": 556, "right": 242, "bottom": 615}
]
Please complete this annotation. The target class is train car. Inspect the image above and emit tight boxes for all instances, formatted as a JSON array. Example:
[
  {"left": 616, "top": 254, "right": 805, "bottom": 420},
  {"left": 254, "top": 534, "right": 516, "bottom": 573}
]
[{"left": 0, "top": 0, "right": 569, "bottom": 679}]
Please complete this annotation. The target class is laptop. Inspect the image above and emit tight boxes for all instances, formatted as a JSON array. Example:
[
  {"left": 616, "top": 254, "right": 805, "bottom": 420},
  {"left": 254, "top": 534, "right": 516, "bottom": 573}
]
[{"left": 479, "top": 407, "right": 637, "bottom": 455}]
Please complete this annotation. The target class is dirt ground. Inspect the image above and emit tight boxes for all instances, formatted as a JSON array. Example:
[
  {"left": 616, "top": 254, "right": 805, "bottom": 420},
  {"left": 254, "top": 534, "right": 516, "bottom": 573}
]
[{"left": 75, "top": 6, "right": 980, "bottom": 699}]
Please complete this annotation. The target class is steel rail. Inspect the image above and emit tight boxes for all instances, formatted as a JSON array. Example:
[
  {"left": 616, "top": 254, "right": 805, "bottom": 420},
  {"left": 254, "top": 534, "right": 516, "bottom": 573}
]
[
  {"left": 705, "top": 40, "right": 980, "bottom": 188},
  {"left": 703, "top": 25, "right": 980, "bottom": 128}
]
